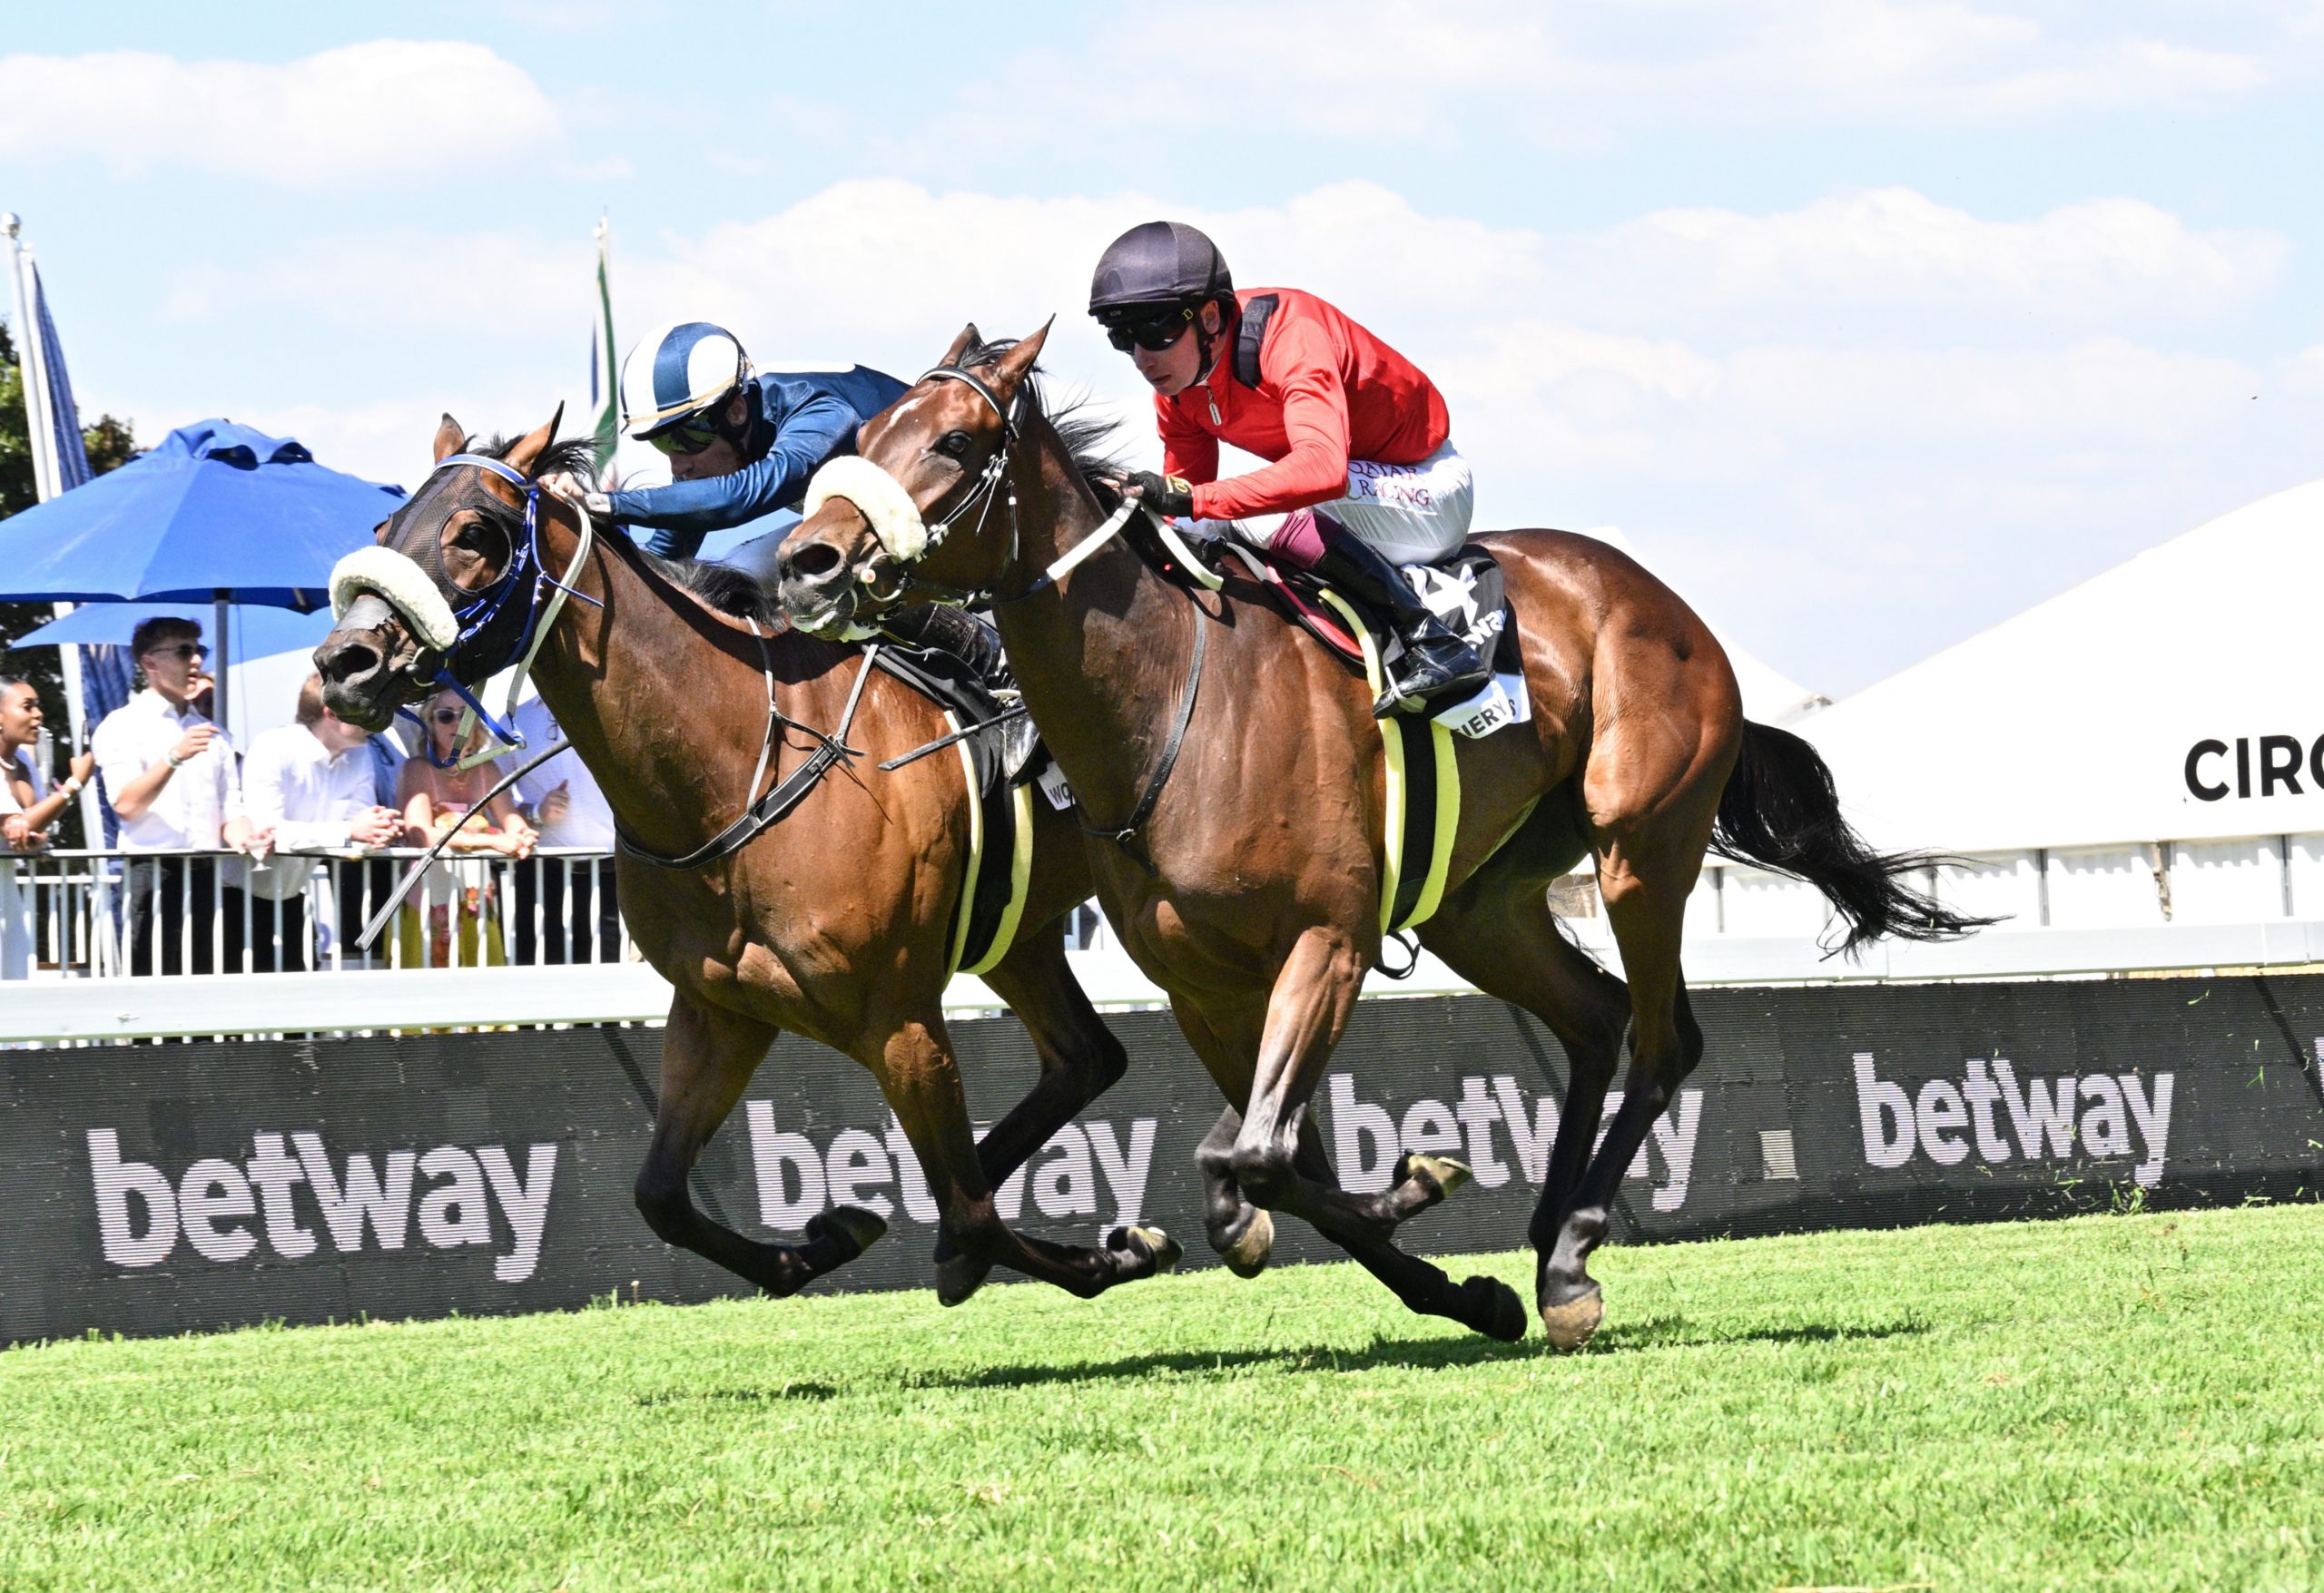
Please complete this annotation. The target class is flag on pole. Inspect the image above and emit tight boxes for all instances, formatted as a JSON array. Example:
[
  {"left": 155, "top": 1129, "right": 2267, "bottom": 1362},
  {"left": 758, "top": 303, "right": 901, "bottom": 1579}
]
[
  {"left": 27, "top": 256, "right": 134, "bottom": 741},
  {"left": 589, "top": 217, "right": 617, "bottom": 473},
  {"left": 31, "top": 260, "right": 92, "bottom": 493}
]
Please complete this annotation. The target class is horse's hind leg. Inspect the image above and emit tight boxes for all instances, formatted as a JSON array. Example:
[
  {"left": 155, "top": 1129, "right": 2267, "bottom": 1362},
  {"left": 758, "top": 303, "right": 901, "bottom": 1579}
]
[
  {"left": 1531, "top": 787, "right": 1723, "bottom": 1348},
  {"left": 635, "top": 993, "right": 886, "bottom": 1297},
  {"left": 931, "top": 928, "right": 1132, "bottom": 1303}
]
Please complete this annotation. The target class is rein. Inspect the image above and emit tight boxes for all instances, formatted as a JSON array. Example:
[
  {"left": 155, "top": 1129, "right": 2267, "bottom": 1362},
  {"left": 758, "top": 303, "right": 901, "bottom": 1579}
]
[
  {"left": 335, "top": 449, "right": 879, "bottom": 879},
  {"left": 801, "top": 362, "right": 1234, "bottom": 856},
  {"left": 615, "top": 633, "right": 881, "bottom": 870}
]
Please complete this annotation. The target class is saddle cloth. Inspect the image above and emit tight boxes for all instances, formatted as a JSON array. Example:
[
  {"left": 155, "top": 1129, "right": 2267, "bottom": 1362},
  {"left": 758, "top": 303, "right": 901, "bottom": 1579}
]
[
  {"left": 1191, "top": 542, "right": 1531, "bottom": 937},
  {"left": 872, "top": 626, "right": 1038, "bottom": 978},
  {"left": 1210, "top": 543, "right": 1531, "bottom": 742}
]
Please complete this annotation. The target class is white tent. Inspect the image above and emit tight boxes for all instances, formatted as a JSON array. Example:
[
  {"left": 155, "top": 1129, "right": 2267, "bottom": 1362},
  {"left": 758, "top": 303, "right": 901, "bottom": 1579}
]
[{"left": 1793, "top": 477, "right": 2324, "bottom": 857}]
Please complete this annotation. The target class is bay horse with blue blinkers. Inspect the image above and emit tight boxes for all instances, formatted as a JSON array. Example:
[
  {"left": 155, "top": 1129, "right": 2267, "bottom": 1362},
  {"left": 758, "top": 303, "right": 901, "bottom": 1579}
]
[
  {"left": 312, "top": 408, "right": 1188, "bottom": 1309},
  {"left": 775, "top": 323, "right": 1985, "bottom": 1347}
]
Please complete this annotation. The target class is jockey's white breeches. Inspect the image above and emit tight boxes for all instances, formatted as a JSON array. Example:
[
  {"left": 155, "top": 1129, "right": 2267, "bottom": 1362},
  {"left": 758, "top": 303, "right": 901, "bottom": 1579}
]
[{"left": 1216, "top": 440, "right": 1472, "bottom": 565}]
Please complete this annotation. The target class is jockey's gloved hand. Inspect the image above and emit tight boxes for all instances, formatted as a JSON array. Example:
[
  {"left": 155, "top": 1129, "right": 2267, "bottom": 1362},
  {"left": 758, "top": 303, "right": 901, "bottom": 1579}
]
[
  {"left": 1124, "top": 470, "right": 1195, "bottom": 520},
  {"left": 541, "top": 472, "right": 612, "bottom": 520}
]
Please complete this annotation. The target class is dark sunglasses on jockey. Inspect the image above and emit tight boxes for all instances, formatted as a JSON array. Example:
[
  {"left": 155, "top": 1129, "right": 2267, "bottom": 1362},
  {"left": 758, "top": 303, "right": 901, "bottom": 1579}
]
[
  {"left": 1101, "top": 306, "right": 1196, "bottom": 354},
  {"left": 644, "top": 416, "right": 725, "bottom": 457}
]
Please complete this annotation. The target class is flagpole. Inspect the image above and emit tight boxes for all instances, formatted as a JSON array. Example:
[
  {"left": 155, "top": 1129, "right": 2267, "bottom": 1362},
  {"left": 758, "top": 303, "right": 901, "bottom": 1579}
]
[{"left": 4, "top": 216, "right": 99, "bottom": 847}]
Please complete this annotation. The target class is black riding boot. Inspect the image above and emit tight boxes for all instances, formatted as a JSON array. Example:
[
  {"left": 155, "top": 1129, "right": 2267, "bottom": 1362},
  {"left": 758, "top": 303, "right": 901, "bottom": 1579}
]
[
  {"left": 1310, "top": 532, "right": 1492, "bottom": 717},
  {"left": 879, "top": 604, "right": 1014, "bottom": 697}
]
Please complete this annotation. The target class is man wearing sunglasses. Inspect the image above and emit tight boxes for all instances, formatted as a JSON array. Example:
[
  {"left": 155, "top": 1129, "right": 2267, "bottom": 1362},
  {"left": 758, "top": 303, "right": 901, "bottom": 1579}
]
[
  {"left": 91, "top": 615, "right": 254, "bottom": 975},
  {"left": 554, "top": 320, "right": 906, "bottom": 588},
  {"left": 1089, "top": 220, "right": 1489, "bottom": 717}
]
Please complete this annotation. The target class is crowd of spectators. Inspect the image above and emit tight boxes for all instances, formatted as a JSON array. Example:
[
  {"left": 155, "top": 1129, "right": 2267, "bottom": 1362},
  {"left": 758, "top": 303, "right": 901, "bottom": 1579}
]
[{"left": 0, "top": 615, "right": 622, "bottom": 977}]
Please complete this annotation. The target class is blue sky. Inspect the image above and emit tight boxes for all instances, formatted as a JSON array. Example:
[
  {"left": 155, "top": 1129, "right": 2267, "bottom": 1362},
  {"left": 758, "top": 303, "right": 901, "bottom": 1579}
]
[{"left": 5, "top": 1, "right": 2320, "bottom": 694}]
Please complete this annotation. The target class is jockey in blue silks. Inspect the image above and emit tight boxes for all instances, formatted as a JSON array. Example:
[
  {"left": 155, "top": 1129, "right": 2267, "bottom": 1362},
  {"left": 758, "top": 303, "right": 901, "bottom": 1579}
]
[
  {"left": 548, "top": 320, "right": 905, "bottom": 588},
  {"left": 545, "top": 320, "right": 1003, "bottom": 679}
]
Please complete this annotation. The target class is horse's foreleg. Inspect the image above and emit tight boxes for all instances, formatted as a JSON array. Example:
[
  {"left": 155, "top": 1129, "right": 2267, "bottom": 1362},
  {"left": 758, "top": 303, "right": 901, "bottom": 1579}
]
[
  {"left": 1225, "top": 929, "right": 1523, "bottom": 1340},
  {"left": 932, "top": 930, "right": 1132, "bottom": 1301},
  {"left": 1167, "top": 998, "right": 1275, "bottom": 1274},
  {"left": 635, "top": 993, "right": 886, "bottom": 1297},
  {"left": 872, "top": 1014, "right": 1179, "bottom": 1303}
]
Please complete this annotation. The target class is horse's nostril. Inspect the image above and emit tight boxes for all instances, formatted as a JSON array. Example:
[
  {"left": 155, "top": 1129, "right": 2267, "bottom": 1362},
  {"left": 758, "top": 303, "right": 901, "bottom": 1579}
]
[
  {"left": 788, "top": 541, "right": 842, "bottom": 581},
  {"left": 318, "top": 641, "right": 380, "bottom": 683}
]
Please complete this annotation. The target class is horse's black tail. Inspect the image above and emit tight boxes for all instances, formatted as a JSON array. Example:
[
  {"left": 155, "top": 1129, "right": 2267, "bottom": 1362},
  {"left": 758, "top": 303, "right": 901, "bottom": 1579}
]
[{"left": 1712, "top": 720, "right": 1997, "bottom": 957}]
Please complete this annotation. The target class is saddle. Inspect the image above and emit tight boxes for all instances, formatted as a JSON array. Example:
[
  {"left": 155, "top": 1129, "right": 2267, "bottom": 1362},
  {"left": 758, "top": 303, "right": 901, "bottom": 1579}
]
[
  {"left": 1200, "top": 540, "right": 1531, "bottom": 740},
  {"left": 873, "top": 606, "right": 1042, "bottom": 788},
  {"left": 871, "top": 607, "right": 1042, "bottom": 978}
]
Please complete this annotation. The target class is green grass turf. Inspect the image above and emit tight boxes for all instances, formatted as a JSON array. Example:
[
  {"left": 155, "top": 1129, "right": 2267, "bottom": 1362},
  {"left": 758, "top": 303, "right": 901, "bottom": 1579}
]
[{"left": 6, "top": 1205, "right": 2324, "bottom": 1592}]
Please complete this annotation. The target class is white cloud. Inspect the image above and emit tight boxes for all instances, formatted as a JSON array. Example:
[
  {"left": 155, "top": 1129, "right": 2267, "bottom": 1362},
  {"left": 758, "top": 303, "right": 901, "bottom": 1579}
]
[
  {"left": 967, "top": 0, "right": 2280, "bottom": 149},
  {"left": 132, "top": 176, "right": 2320, "bottom": 693},
  {"left": 0, "top": 42, "right": 558, "bottom": 186},
  {"left": 1592, "top": 189, "right": 2286, "bottom": 320},
  {"left": 164, "top": 231, "right": 592, "bottom": 333}
]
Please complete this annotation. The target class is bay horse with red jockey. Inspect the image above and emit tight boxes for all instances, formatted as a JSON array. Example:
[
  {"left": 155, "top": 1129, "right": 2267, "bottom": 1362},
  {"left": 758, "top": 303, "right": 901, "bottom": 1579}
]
[
  {"left": 313, "top": 408, "right": 1185, "bottom": 1307},
  {"left": 773, "top": 326, "right": 1984, "bottom": 1346}
]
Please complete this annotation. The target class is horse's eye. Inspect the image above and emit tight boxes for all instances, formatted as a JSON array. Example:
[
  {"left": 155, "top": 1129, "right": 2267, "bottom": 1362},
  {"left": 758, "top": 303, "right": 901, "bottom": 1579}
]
[{"left": 936, "top": 431, "right": 972, "bottom": 459}]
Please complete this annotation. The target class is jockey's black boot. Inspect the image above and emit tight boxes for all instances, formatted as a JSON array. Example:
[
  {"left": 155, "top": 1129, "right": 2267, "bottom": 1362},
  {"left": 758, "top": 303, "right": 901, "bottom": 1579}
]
[
  {"left": 1310, "top": 533, "right": 1492, "bottom": 717},
  {"left": 879, "top": 605, "right": 1014, "bottom": 698}
]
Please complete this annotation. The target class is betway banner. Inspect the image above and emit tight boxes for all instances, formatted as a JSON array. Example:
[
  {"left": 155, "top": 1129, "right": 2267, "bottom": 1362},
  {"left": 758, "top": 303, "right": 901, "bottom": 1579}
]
[{"left": 6, "top": 975, "right": 2323, "bottom": 1342}]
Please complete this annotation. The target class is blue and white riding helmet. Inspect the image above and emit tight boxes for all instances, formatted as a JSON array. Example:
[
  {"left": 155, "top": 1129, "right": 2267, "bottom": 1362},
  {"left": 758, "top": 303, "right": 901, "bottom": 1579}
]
[{"left": 620, "top": 321, "right": 754, "bottom": 445}]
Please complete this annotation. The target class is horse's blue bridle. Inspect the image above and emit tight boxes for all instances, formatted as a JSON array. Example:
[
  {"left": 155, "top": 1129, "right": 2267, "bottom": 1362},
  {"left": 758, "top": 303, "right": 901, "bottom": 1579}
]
[{"left": 407, "top": 450, "right": 600, "bottom": 767}]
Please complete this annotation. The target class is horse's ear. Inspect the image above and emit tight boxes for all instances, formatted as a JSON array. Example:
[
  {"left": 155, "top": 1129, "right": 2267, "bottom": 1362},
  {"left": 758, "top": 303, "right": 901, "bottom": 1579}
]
[
  {"left": 505, "top": 403, "right": 565, "bottom": 475},
  {"left": 990, "top": 319, "right": 1052, "bottom": 397},
  {"left": 940, "top": 322, "right": 981, "bottom": 367},
  {"left": 432, "top": 414, "right": 465, "bottom": 464}
]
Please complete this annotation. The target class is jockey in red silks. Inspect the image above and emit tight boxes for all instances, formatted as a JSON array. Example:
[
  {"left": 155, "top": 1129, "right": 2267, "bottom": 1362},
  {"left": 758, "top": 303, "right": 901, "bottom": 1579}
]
[{"left": 1088, "top": 220, "right": 1490, "bottom": 716}]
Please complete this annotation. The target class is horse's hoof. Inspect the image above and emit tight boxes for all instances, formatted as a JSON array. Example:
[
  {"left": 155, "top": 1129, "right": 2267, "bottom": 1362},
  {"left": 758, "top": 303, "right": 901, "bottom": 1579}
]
[
  {"left": 1218, "top": 1207, "right": 1275, "bottom": 1279},
  {"left": 807, "top": 1205, "right": 888, "bottom": 1263},
  {"left": 1538, "top": 1282, "right": 1604, "bottom": 1352},
  {"left": 1461, "top": 1274, "right": 1529, "bottom": 1342},
  {"left": 1109, "top": 1224, "right": 1184, "bottom": 1277},
  {"left": 936, "top": 1250, "right": 993, "bottom": 1308},
  {"left": 1396, "top": 1152, "right": 1472, "bottom": 1205}
]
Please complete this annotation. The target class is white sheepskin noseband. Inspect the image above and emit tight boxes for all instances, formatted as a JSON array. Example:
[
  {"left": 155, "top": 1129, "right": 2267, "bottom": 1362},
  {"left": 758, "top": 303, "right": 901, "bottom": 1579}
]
[
  {"left": 330, "top": 546, "right": 460, "bottom": 653},
  {"left": 803, "top": 456, "right": 928, "bottom": 563}
]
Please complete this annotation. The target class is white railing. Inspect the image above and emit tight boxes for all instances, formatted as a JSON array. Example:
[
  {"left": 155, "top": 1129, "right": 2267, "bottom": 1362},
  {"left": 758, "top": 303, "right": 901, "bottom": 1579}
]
[
  {"left": 0, "top": 846, "right": 631, "bottom": 981},
  {"left": 11, "top": 833, "right": 2323, "bottom": 1046}
]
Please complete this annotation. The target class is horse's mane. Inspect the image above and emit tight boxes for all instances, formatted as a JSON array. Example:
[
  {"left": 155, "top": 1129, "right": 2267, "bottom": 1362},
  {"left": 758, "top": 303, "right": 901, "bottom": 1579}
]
[
  {"left": 960, "top": 338, "right": 1128, "bottom": 513},
  {"left": 469, "top": 430, "right": 776, "bottom": 625},
  {"left": 637, "top": 549, "right": 779, "bottom": 626}
]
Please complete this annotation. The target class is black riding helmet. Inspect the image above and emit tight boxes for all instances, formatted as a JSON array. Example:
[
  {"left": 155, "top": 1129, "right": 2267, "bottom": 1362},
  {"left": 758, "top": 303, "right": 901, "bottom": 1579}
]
[{"left": 1089, "top": 221, "right": 1236, "bottom": 367}]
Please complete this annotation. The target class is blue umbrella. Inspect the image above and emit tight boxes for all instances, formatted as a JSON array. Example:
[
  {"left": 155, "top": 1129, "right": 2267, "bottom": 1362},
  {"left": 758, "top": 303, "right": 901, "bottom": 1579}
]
[
  {"left": 7, "top": 602, "right": 340, "bottom": 659},
  {"left": 0, "top": 419, "right": 404, "bottom": 609}
]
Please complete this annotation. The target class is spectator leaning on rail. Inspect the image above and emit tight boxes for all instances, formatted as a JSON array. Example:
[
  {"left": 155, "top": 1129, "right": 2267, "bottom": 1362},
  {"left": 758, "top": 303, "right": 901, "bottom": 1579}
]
[
  {"left": 1088, "top": 220, "right": 1491, "bottom": 717},
  {"left": 239, "top": 673, "right": 404, "bottom": 972},
  {"left": 507, "top": 694, "right": 621, "bottom": 965},
  {"left": 90, "top": 616, "right": 252, "bottom": 975},
  {"left": 2, "top": 674, "right": 95, "bottom": 981},
  {"left": 394, "top": 688, "right": 536, "bottom": 968},
  {"left": 1, "top": 674, "right": 95, "bottom": 852}
]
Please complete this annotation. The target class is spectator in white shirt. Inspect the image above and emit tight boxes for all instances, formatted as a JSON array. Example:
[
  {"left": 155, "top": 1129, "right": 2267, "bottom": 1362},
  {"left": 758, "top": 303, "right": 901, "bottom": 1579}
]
[
  {"left": 90, "top": 617, "right": 251, "bottom": 975},
  {"left": 240, "top": 674, "right": 405, "bottom": 971},
  {"left": 508, "top": 694, "right": 622, "bottom": 964}
]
